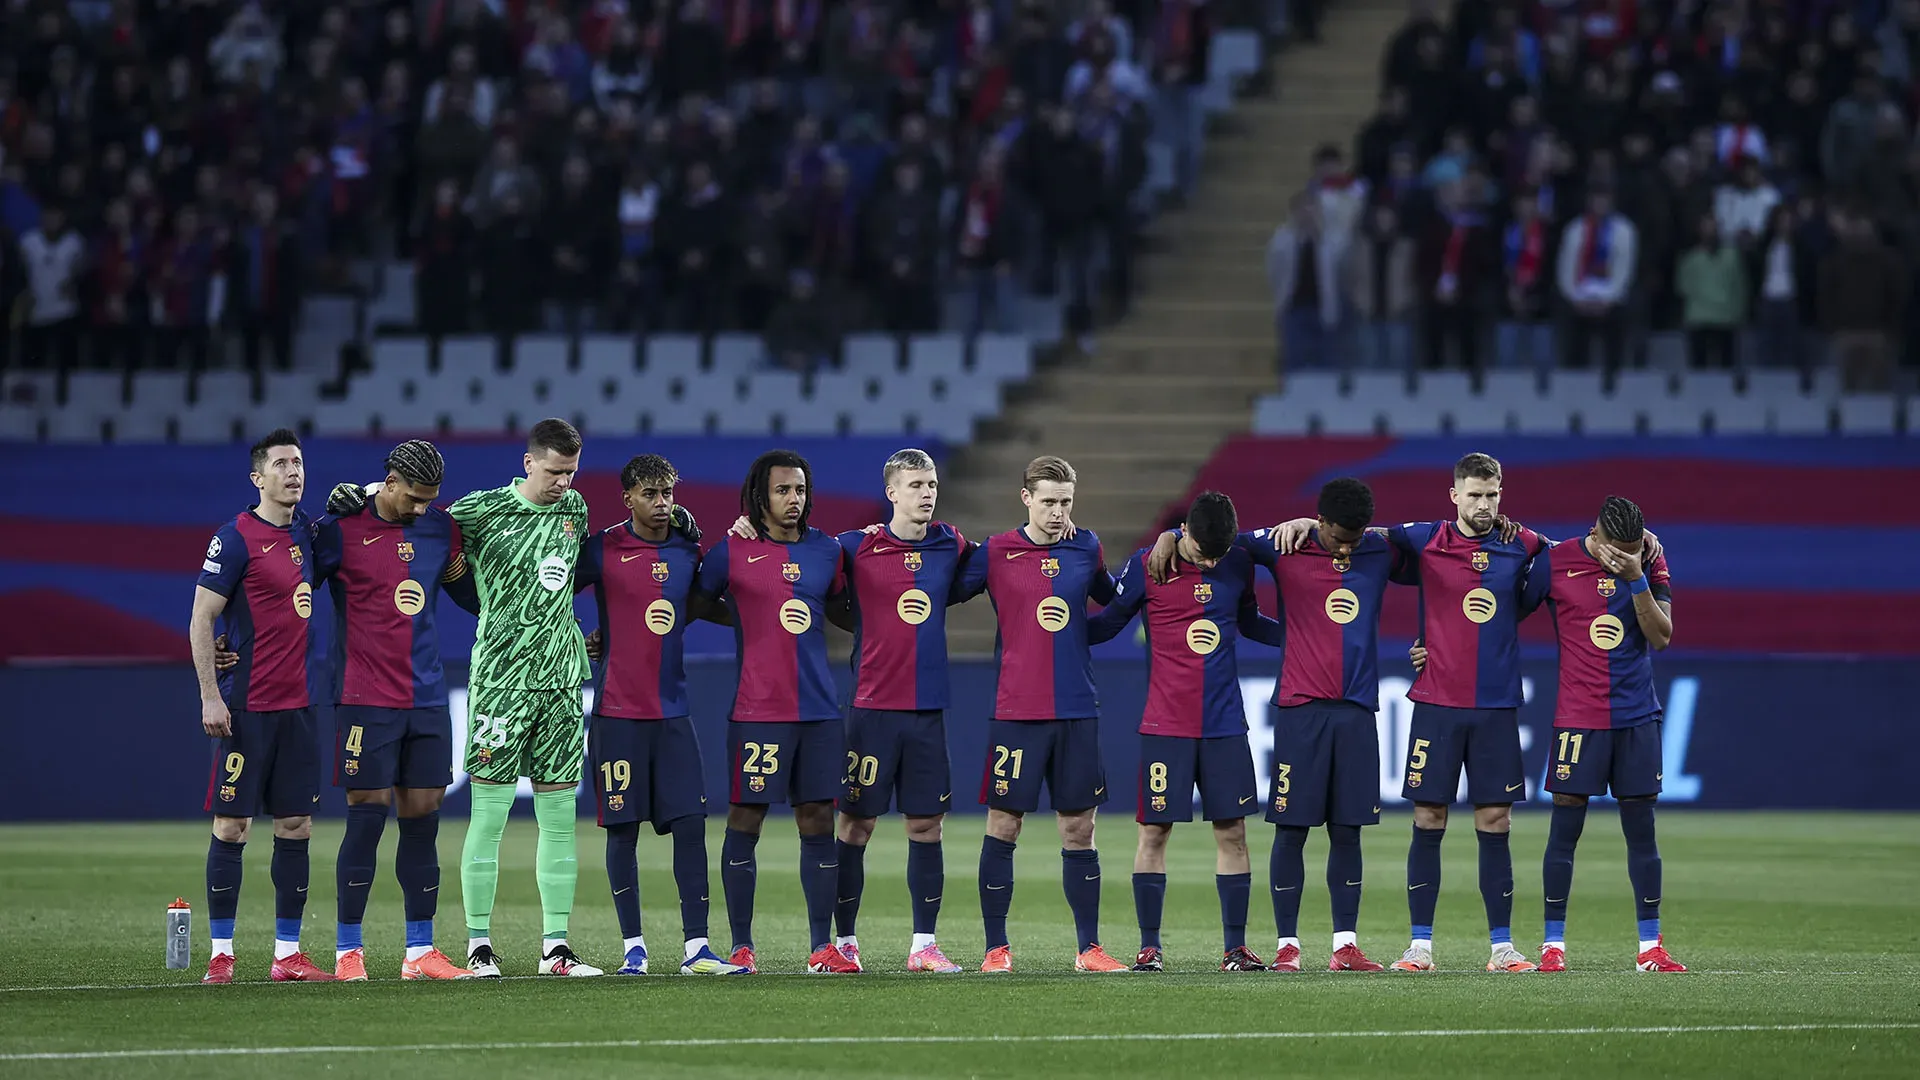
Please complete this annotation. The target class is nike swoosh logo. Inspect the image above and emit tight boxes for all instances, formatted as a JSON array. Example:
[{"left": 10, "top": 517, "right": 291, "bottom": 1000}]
[
  {"left": 1546, "top": 896, "right": 1566, "bottom": 904},
  {"left": 1503, "top": 889, "right": 1515, "bottom": 898},
  {"left": 986, "top": 884, "right": 1007, "bottom": 891},
  {"left": 1372, "top": 806, "right": 1382, "bottom": 814},
  {"left": 1345, "top": 880, "right": 1363, "bottom": 886},
  {"left": 747, "top": 554, "right": 770, "bottom": 563},
  {"left": 1084, "top": 875, "right": 1100, "bottom": 881},
  {"left": 1408, "top": 883, "right": 1429, "bottom": 891},
  {"left": 727, "top": 860, "right": 752, "bottom": 867},
  {"left": 873, "top": 546, "right": 897, "bottom": 554},
  {"left": 296, "top": 886, "right": 308, "bottom": 893},
  {"left": 1506, "top": 782, "right": 1525, "bottom": 793},
  {"left": 699, "top": 896, "right": 708, "bottom": 902},
  {"left": 1094, "top": 787, "right": 1105, "bottom": 796},
  {"left": 838, "top": 896, "right": 859, "bottom": 904},
  {"left": 1273, "top": 885, "right": 1298, "bottom": 892},
  {"left": 613, "top": 887, "right": 632, "bottom": 895},
  {"left": 1565, "top": 569, "right": 1588, "bottom": 577},
  {"left": 424, "top": 885, "right": 439, "bottom": 892},
  {"left": 1643, "top": 897, "right": 1661, "bottom": 905},
  {"left": 818, "top": 864, "right": 837, "bottom": 870},
  {"left": 621, "top": 552, "right": 645, "bottom": 562},
  {"left": 1004, "top": 551, "right": 1026, "bottom": 560},
  {"left": 362, "top": 535, "right": 385, "bottom": 546},
  {"left": 262, "top": 543, "right": 277, "bottom": 552},
  {"left": 1656, "top": 773, "right": 1664, "bottom": 781},
  {"left": 1239, "top": 795, "right": 1255, "bottom": 805},
  {"left": 924, "top": 896, "right": 941, "bottom": 903},
  {"left": 348, "top": 880, "right": 371, "bottom": 887},
  {"left": 211, "top": 886, "right": 234, "bottom": 892},
  {"left": 939, "top": 793, "right": 951, "bottom": 802}
]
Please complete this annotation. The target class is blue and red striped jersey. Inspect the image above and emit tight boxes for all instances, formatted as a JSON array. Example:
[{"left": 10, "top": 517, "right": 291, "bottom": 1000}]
[
  {"left": 576, "top": 523, "right": 702, "bottom": 720},
  {"left": 1520, "top": 539, "right": 1673, "bottom": 730},
  {"left": 696, "top": 530, "right": 846, "bottom": 723},
  {"left": 1390, "top": 520, "right": 1546, "bottom": 709},
  {"left": 955, "top": 527, "right": 1117, "bottom": 722},
  {"left": 1248, "top": 528, "right": 1410, "bottom": 711},
  {"left": 196, "top": 509, "right": 317, "bottom": 712},
  {"left": 1088, "top": 547, "right": 1284, "bottom": 738},
  {"left": 840, "top": 522, "right": 975, "bottom": 711},
  {"left": 312, "top": 506, "right": 467, "bottom": 709}
]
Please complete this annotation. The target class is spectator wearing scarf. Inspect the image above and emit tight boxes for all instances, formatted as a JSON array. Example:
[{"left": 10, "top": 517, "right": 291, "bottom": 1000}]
[
  {"left": 1497, "top": 187, "right": 1557, "bottom": 372},
  {"left": 1555, "top": 185, "right": 1637, "bottom": 373}
]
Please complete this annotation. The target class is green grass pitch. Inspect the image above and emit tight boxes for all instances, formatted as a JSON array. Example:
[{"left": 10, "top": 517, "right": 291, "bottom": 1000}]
[{"left": 2, "top": 812, "right": 1916, "bottom": 1078}]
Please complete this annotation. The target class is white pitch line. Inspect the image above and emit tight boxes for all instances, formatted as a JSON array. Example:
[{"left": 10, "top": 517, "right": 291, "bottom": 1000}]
[{"left": 3, "top": 1023, "right": 1916, "bottom": 1062}]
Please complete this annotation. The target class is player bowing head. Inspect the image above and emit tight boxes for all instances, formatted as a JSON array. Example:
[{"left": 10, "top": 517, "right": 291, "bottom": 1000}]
[
  {"left": 884, "top": 448, "right": 939, "bottom": 525},
  {"left": 1450, "top": 453, "right": 1501, "bottom": 535},
  {"left": 381, "top": 439, "right": 445, "bottom": 525},
  {"left": 743, "top": 449, "right": 814, "bottom": 539},
  {"left": 250, "top": 428, "right": 305, "bottom": 510},
  {"left": 1593, "top": 494, "right": 1646, "bottom": 553},
  {"left": 1315, "top": 477, "right": 1376, "bottom": 556},
  {"left": 1183, "top": 491, "right": 1238, "bottom": 569},
  {"left": 1020, "top": 456, "right": 1075, "bottom": 542},
  {"left": 523, "top": 418, "right": 583, "bottom": 505}
]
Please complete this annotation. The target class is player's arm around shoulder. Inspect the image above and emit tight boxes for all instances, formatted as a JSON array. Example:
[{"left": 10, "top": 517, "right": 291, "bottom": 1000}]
[
  {"left": 1234, "top": 554, "right": 1286, "bottom": 647},
  {"left": 1081, "top": 530, "right": 1118, "bottom": 604},
  {"left": 1516, "top": 541, "right": 1555, "bottom": 619},
  {"left": 1087, "top": 550, "right": 1147, "bottom": 644}
]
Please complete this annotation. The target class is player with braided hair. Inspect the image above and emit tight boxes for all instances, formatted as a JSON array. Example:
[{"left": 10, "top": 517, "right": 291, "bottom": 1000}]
[{"left": 309, "top": 438, "right": 482, "bottom": 980}]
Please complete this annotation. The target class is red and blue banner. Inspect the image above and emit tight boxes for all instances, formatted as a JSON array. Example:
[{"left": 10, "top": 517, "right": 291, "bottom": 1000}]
[
  {"left": 1140, "top": 436, "right": 1920, "bottom": 657},
  {"left": 0, "top": 437, "right": 928, "bottom": 662}
]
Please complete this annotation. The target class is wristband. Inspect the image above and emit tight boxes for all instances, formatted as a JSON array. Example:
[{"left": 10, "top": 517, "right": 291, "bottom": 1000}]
[{"left": 1627, "top": 576, "right": 1650, "bottom": 595}]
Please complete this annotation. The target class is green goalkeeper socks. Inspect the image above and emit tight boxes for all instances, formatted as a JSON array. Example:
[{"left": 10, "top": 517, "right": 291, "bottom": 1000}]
[
  {"left": 533, "top": 788, "right": 579, "bottom": 939},
  {"left": 461, "top": 780, "right": 515, "bottom": 936}
]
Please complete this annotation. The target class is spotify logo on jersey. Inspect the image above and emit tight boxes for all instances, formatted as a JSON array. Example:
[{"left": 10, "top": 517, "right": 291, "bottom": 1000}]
[
  {"left": 1035, "top": 597, "right": 1072, "bottom": 633},
  {"left": 536, "top": 555, "right": 570, "bottom": 591},
  {"left": 780, "top": 599, "right": 813, "bottom": 634},
  {"left": 897, "top": 588, "right": 932, "bottom": 625},
  {"left": 1186, "top": 618, "right": 1221, "bottom": 655},
  {"left": 293, "top": 581, "right": 313, "bottom": 619},
  {"left": 394, "top": 580, "right": 427, "bottom": 616},
  {"left": 645, "top": 599, "right": 676, "bottom": 635},
  {"left": 1462, "top": 587, "right": 1498, "bottom": 624},
  {"left": 1589, "top": 614, "right": 1626, "bottom": 650},
  {"left": 1324, "top": 588, "right": 1359, "bottom": 624}
]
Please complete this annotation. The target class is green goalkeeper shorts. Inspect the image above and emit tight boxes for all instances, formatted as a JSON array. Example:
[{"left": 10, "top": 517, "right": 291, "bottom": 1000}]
[{"left": 465, "top": 686, "right": 587, "bottom": 785}]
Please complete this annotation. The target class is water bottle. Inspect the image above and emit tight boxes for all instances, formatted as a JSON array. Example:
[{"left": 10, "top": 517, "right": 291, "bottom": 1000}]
[{"left": 166, "top": 898, "right": 192, "bottom": 970}]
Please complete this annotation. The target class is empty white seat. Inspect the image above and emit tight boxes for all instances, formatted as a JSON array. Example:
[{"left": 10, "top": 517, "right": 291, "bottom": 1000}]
[
  {"left": 780, "top": 404, "right": 841, "bottom": 436},
  {"left": 177, "top": 408, "right": 245, "bottom": 443},
  {"left": 1708, "top": 396, "right": 1768, "bottom": 434},
  {"left": 809, "top": 371, "right": 874, "bottom": 405},
  {"left": 261, "top": 371, "right": 322, "bottom": 404},
  {"left": 1348, "top": 371, "right": 1410, "bottom": 402},
  {"left": 130, "top": 372, "right": 191, "bottom": 411},
  {"left": 1442, "top": 400, "right": 1509, "bottom": 435},
  {"left": 446, "top": 399, "right": 516, "bottom": 435},
  {"left": 513, "top": 334, "right": 570, "bottom": 373},
  {"left": 1543, "top": 370, "right": 1606, "bottom": 404},
  {"left": 439, "top": 335, "right": 497, "bottom": 371},
  {"left": 1576, "top": 400, "right": 1638, "bottom": 435},
  {"left": 45, "top": 410, "right": 106, "bottom": 443},
  {"left": 1675, "top": 370, "right": 1738, "bottom": 406},
  {"left": 1612, "top": 370, "right": 1671, "bottom": 400},
  {"left": 1644, "top": 331, "right": 1688, "bottom": 372},
  {"left": 910, "top": 334, "right": 968, "bottom": 381},
  {"left": 111, "top": 409, "right": 172, "bottom": 442},
  {"left": 841, "top": 334, "right": 899, "bottom": 377},
  {"left": 969, "top": 334, "right": 1030, "bottom": 383},
  {"left": 578, "top": 335, "right": 638, "bottom": 380},
  {"left": 644, "top": 399, "right": 709, "bottom": 435},
  {"left": 1413, "top": 370, "right": 1475, "bottom": 407},
  {"left": 932, "top": 375, "right": 1000, "bottom": 422},
  {"left": 1806, "top": 366, "right": 1843, "bottom": 401},
  {"left": 195, "top": 371, "right": 254, "bottom": 409},
  {"left": 710, "top": 334, "right": 765, "bottom": 376},
  {"left": 577, "top": 397, "right": 640, "bottom": 435},
  {"left": 1512, "top": 400, "right": 1576, "bottom": 435},
  {"left": 1, "top": 371, "right": 58, "bottom": 409},
  {"left": 916, "top": 408, "right": 975, "bottom": 443},
  {"left": 1643, "top": 397, "right": 1705, "bottom": 435},
  {"left": 1252, "top": 394, "right": 1311, "bottom": 434},
  {"left": 1743, "top": 369, "right": 1804, "bottom": 399},
  {"left": 1315, "top": 399, "right": 1380, "bottom": 436},
  {"left": 0, "top": 407, "right": 38, "bottom": 440},
  {"left": 1770, "top": 397, "right": 1831, "bottom": 434},
  {"left": 370, "top": 337, "right": 432, "bottom": 378},
  {"left": 312, "top": 400, "right": 372, "bottom": 437},
  {"left": 718, "top": 371, "right": 803, "bottom": 435},
  {"left": 1480, "top": 370, "right": 1542, "bottom": 406},
  {"left": 1279, "top": 370, "right": 1342, "bottom": 402},
  {"left": 1836, "top": 395, "right": 1899, "bottom": 435},
  {"left": 65, "top": 372, "right": 125, "bottom": 416},
  {"left": 645, "top": 335, "right": 703, "bottom": 378},
  {"left": 1379, "top": 396, "right": 1443, "bottom": 435}
]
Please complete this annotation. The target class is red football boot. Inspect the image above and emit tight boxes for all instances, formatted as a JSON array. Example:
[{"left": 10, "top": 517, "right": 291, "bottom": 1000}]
[{"left": 270, "top": 952, "right": 339, "bottom": 981}]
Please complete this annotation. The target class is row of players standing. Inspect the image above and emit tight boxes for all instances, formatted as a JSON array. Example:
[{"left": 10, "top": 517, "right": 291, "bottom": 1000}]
[{"left": 188, "top": 421, "right": 1685, "bottom": 983}]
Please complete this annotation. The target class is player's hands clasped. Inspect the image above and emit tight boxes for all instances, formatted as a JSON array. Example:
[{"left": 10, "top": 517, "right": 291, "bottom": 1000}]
[
  {"left": 201, "top": 699, "right": 232, "bottom": 738},
  {"left": 327, "top": 482, "right": 370, "bottom": 516}
]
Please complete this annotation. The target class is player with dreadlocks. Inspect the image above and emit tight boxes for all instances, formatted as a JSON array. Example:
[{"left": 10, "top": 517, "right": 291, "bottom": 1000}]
[
  {"left": 694, "top": 449, "right": 859, "bottom": 973},
  {"left": 310, "top": 439, "right": 482, "bottom": 980},
  {"left": 1510, "top": 494, "right": 1684, "bottom": 972}
]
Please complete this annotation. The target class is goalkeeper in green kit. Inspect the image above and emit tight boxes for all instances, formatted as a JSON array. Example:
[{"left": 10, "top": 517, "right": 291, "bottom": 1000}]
[{"left": 331, "top": 418, "right": 602, "bottom": 976}]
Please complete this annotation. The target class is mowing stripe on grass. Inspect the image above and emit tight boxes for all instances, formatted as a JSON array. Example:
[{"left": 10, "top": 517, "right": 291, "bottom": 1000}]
[{"left": 4, "top": 1023, "right": 1917, "bottom": 1061}]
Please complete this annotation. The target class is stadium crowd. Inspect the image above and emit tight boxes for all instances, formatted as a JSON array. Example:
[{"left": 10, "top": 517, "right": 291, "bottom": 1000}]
[
  {"left": 0, "top": 0, "right": 1226, "bottom": 377},
  {"left": 1267, "top": 0, "right": 1920, "bottom": 392}
]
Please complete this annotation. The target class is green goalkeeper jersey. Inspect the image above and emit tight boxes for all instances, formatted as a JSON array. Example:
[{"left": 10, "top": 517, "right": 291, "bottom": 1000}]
[{"left": 449, "top": 481, "right": 592, "bottom": 691}]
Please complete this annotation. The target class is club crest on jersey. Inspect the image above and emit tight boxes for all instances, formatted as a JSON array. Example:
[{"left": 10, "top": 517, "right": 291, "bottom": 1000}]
[
  {"left": 1407, "top": 771, "right": 1422, "bottom": 789},
  {"left": 1471, "top": 550, "right": 1490, "bottom": 572},
  {"left": 561, "top": 519, "right": 576, "bottom": 539},
  {"left": 1151, "top": 795, "right": 1167, "bottom": 812},
  {"left": 652, "top": 561, "right": 671, "bottom": 582},
  {"left": 1556, "top": 764, "right": 1572, "bottom": 781},
  {"left": 995, "top": 779, "right": 1010, "bottom": 796},
  {"left": 1193, "top": 581, "right": 1213, "bottom": 604},
  {"left": 1040, "top": 556, "right": 1061, "bottom": 578},
  {"left": 1274, "top": 796, "right": 1287, "bottom": 813},
  {"left": 289, "top": 544, "right": 303, "bottom": 566},
  {"left": 782, "top": 561, "right": 802, "bottom": 582},
  {"left": 1332, "top": 554, "right": 1351, "bottom": 573},
  {"left": 1597, "top": 576, "right": 1618, "bottom": 597},
  {"left": 343, "top": 758, "right": 360, "bottom": 776},
  {"left": 396, "top": 541, "right": 415, "bottom": 563},
  {"left": 219, "top": 785, "right": 236, "bottom": 802},
  {"left": 608, "top": 794, "right": 625, "bottom": 812},
  {"left": 476, "top": 747, "right": 493, "bottom": 766},
  {"left": 749, "top": 775, "right": 766, "bottom": 793},
  {"left": 904, "top": 550, "right": 923, "bottom": 572}
]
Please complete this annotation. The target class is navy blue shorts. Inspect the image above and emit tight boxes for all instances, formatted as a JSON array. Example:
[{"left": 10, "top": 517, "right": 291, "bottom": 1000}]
[
  {"left": 1546, "top": 722, "right": 1664, "bottom": 799},
  {"left": 842, "top": 708, "right": 952, "bottom": 818},
  {"left": 978, "top": 718, "right": 1108, "bottom": 814},
  {"left": 1401, "top": 704, "right": 1526, "bottom": 805},
  {"left": 333, "top": 705, "right": 454, "bottom": 791},
  {"left": 1265, "top": 701, "right": 1381, "bottom": 828},
  {"left": 589, "top": 714, "right": 708, "bottom": 831},
  {"left": 1138, "top": 734, "right": 1260, "bottom": 823},
  {"left": 727, "top": 719, "right": 844, "bottom": 807},
  {"left": 205, "top": 707, "right": 320, "bottom": 819}
]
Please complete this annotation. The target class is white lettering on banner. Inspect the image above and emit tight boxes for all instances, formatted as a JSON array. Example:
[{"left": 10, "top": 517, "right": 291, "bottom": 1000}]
[{"left": 447, "top": 688, "right": 594, "bottom": 799}]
